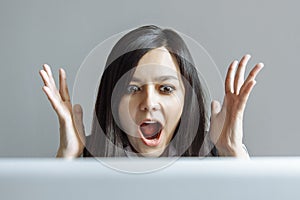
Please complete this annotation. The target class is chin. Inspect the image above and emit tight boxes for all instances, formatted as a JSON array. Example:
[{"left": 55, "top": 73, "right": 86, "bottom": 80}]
[{"left": 138, "top": 146, "right": 166, "bottom": 157}]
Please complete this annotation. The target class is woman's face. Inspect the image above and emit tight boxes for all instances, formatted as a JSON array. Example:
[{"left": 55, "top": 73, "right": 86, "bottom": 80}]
[{"left": 118, "top": 47, "right": 185, "bottom": 157}]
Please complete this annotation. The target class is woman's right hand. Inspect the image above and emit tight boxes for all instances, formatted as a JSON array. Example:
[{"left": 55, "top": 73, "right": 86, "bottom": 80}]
[{"left": 39, "top": 64, "right": 85, "bottom": 158}]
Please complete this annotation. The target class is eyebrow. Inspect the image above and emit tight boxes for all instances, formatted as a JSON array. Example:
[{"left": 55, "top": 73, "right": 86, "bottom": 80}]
[{"left": 131, "top": 75, "right": 179, "bottom": 82}]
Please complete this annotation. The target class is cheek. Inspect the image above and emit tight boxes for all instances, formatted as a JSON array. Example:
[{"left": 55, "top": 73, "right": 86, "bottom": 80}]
[
  {"left": 164, "top": 93, "right": 185, "bottom": 128},
  {"left": 118, "top": 97, "right": 133, "bottom": 130},
  {"left": 165, "top": 98, "right": 183, "bottom": 119},
  {"left": 160, "top": 95, "right": 184, "bottom": 128},
  {"left": 166, "top": 92, "right": 184, "bottom": 112},
  {"left": 118, "top": 96, "right": 139, "bottom": 134}
]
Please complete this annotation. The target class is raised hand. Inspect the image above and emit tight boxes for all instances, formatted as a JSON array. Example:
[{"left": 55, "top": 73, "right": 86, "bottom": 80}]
[
  {"left": 209, "top": 55, "right": 264, "bottom": 158},
  {"left": 39, "top": 64, "right": 85, "bottom": 158}
]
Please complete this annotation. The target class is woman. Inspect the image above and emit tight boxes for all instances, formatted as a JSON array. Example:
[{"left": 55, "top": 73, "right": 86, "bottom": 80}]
[{"left": 39, "top": 25, "right": 263, "bottom": 158}]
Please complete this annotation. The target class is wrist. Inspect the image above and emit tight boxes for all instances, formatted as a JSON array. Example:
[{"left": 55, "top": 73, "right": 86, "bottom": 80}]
[
  {"left": 216, "top": 143, "right": 250, "bottom": 159},
  {"left": 56, "top": 146, "right": 83, "bottom": 158},
  {"left": 57, "top": 124, "right": 84, "bottom": 158}
]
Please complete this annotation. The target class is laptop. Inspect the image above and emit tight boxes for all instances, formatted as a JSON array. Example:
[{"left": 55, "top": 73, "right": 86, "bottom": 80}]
[{"left": 0, "top": 157, "right": 299, "bottom": 200}]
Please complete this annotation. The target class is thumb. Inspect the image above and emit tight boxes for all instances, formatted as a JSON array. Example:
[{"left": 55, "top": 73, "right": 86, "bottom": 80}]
[
  {"left": 73, "top": 104, "right": 86, "bottom": 145},
  {"left": 211, "top": 100, "right": 221, "bottom": 116}
]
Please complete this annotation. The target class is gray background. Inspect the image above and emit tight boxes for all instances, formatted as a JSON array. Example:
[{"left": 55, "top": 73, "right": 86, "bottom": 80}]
[{"left": 0, "top": 0, "right": 299, "bottom": 157}]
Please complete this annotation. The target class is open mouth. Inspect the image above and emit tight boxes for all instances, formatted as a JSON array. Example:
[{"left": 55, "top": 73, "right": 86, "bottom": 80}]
[{"left": 139, "top": 121, "right": 163, "bottom": 147}]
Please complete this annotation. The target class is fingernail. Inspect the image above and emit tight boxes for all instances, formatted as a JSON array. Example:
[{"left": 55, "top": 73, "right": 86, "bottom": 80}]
[{"left": 259, "top": 62, "right": 264, "bottom": 67}]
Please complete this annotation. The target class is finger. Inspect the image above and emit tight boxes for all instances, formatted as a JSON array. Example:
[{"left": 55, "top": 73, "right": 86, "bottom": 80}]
[
  {"left": 42, "top": 86, "right": 62, "bottom": 114},
  {"left": 234, "top": 54, "right": 251, "bottom": 95},
  {"left": 237, "top": 80, "right": 256, "bottom": 111},
  {"left": 73, "top": 104, "right": 86, "bottom": 145},
  {"left": 40, "top": 69, "right": 62, "bottom": 101},
  {"left": 59, "top": 68, "right": 70, "bottom": 102},
  {"left": 225, "top": 60, "right": 238, "bottom": 94},
  {"left": 43, "top": 64, "right": 53, "bottom": 77},
  {"left": 211, "top": 100, "right": 221, "bottom": 116},
  {"left": 43, "top": 64, "right": 57, "bottom": 90},
  {"left": 240, "top": 62, "right": 264, "bottom": 94},
  {"left": 39, "top": 69, "right": 51, "bottom": 87}
]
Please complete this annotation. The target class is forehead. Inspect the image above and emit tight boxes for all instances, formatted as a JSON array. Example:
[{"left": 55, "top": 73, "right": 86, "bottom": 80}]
[
  {"left": 134, "top": 47, "right": 181, "bottom": 81},
  {"left": 137, "top": 47, "right": 180, "bottom": 72}
]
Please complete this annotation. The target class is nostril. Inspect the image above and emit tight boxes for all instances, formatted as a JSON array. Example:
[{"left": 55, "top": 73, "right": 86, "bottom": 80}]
[{"left": 140, "top": 103, "right": 160, "bottom": 111}]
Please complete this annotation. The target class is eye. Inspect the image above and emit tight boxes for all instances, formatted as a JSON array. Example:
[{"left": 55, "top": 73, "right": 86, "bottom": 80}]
[
  {"left": 159, "top": 85, "right": 175, "bottom": 94},
  {"left": 127, "top": 85, "right": 141, "bottom": 94}
]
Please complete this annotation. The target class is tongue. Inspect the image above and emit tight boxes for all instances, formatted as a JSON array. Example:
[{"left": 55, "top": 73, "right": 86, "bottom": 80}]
[{"left": 140, "top": 123, "right": 160, "bottom": 138}]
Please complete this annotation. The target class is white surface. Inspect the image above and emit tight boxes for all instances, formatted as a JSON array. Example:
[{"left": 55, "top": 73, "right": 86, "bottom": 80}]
[{"left": 0, "top": 157, "right": 300, "bottom": 200}]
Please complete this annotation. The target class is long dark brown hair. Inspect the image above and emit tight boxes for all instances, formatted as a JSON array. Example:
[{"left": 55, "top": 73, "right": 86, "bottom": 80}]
[{"left": 83, "top": 25, "right": 213, "bottom": 157}]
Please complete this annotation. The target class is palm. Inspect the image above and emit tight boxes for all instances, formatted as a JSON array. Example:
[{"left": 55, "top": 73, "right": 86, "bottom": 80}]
[
  {"left": 209, "top": 55, "right": 264, "bottom": 156},
  {"left": 39, "top": 64, "right": 85, "bottom": 157}
]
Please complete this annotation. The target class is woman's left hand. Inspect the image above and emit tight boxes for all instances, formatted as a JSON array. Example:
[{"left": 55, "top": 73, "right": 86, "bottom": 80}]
[{"left": 208, "top": 54, "right": 264, "bottom": 158}]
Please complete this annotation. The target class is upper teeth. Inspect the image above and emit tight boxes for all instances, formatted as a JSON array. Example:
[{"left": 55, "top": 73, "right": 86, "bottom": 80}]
[{"left": 144, "top": 121, "right": 157, "bottom": 124}]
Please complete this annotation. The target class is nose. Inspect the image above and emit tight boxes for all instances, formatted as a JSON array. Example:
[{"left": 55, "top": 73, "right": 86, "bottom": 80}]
[{"left": 139, "top": 85, "right": 160, "bottom": 111}]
